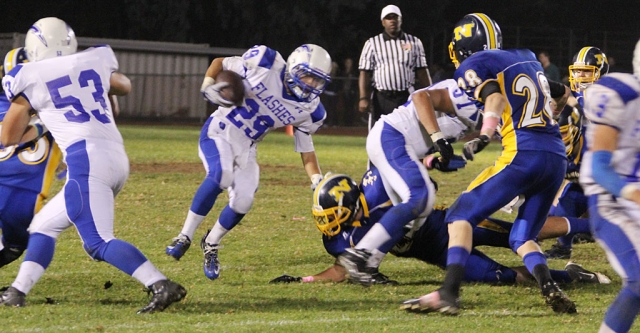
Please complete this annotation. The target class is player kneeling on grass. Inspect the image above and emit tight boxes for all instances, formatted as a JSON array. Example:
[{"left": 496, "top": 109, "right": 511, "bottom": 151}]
[{"left": 270, "top": 169, "right": 610, "bottom": 287}]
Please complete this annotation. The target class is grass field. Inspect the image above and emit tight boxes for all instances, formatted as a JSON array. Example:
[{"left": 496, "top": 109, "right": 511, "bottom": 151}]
[{"left": 0, "top": 125, "right": 622, "bottom": 332}]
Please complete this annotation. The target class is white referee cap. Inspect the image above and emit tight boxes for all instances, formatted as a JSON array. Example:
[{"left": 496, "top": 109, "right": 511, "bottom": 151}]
[{"left": 380, "top": 5, "right": 402, "bottom": 21}]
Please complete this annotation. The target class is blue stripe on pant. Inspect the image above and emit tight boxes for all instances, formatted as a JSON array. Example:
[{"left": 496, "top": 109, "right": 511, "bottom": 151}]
[
  {"left": 64, "top": 140, "right": 147, "bottom": 275},
  {"left": 190, "top": 117, "right": 224, "bottom": 215}
]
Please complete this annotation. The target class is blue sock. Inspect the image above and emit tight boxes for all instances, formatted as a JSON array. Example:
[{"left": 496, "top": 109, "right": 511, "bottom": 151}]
[
  {"left": 603, "top": 287, "right": 640, "bottom": 333},
  {"left": 447, "top": 246, "right": 470, "bottom": 266},
  {"left": 549, "top": 270, "right": 572, "bottom": 283},
  {"left": 558, "top": 217, "right": 591, "bottom": 247},
  {"left": 23, "top": 233, "right": 56, "bottom": 269},
  {"left": 378, "top": 203, "right": 420, "bottom": 241},
  {"left": 101, "top": 239, "right": 148, "bottom": 276},
  {"left": 190, "top": 177, "right": 224, "bottom": 216},
  {"left": 523, "top": 252, "right": 547, "bottom": 274},
  {"left": 218, "top": 205, "right": 245, "bottom": 230}
]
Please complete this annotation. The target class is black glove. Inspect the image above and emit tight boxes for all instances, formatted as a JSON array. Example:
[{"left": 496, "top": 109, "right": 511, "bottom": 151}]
[
  {"left": 432, "top": 155, "right": 467, "bottom": 172},
  {"left": 433, "top": 138, "right": 454, "bottom": 163},
  {"left": 463, "top": 134, "right": 491, "bottom": 161},
  {"left": 269, "top": 274, "right": 302, "bottom": 284}
]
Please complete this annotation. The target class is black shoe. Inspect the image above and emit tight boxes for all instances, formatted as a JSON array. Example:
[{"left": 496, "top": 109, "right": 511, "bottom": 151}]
[
  {"left": 565, "top": 262, "right": 611, "bottom": 284},
  {"left": 0, "top": 287, "right": 26, "bottom": 307},
  {"left": 573, "top": 233, "right": 595, "bottom": 244},
  {"left": 540, "top": 281, "right": 576, "bottom": 314},
  {"left": 337, "top": 248, "right": 373, "bottom": 286},
  {"left": 138, "top": 280, "right": 187, "bottom": 314},
  {"left": 370, "top": 270, "right": 399, "bottom": 285},
  {"left": 544, "top": 243, "right": 572, "bottom": 259}
]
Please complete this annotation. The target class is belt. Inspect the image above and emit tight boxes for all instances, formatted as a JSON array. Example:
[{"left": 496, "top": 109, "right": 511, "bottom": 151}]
[{"left": 377, "top": 90, "right": 409, "bottom": 98}]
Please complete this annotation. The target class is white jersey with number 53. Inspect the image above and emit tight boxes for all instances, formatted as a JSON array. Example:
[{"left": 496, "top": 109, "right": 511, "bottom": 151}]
[{"left": 2, "top": 46, "right": 122, "bottom": 151}]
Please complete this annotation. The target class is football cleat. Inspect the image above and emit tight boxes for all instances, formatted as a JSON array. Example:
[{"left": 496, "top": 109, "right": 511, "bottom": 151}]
[
  {"left": 0, "top": 287, "right": 26, "bottom": 307},
  {"left": 565, "top": 262, "right": 611, "bottom": 284},
  {"left": 573, "top": 233, "right": 595, "bottom": 244},
  {"left": 544, "top": 242, "right": 572, "bottom": 259},
  {"left": 399, "top": 290, "right": 459, "bottom": 315},
  {"left": 165, "top": 234, "right": 191, "bottom": 260},
  {"left": 201, "top": 231, "right": 221, "bottom": 280},
  {"left": 138, "top": 280, "right": 187, "bottom": 314},
  {"left": 370, "top": 270, "right": 399, "bottom": 285},
  {"left": 540, "top": 281, "right": 577, "bottom": 314},
  {"left": 338, "top": 248, "right": 374, "bottom": 286}
]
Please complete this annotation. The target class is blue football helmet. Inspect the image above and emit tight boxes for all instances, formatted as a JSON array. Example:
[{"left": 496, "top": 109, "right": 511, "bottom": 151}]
[
  {"left": 312, "top": 174, "right": 362, "bottom": 237},
  {"left": 285, "top": 44, "right": 332, "bottom": 103},
  {"left": 569, "top": 46, "right": 608, "bottom": 92},
  {"left": 449, "top": 13, "right": 502, "bottom": 68}
]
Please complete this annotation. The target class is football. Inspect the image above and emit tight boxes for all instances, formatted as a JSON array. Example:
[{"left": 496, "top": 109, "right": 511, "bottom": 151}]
[{"left": 215, "top": 70, "right": 245, "bottom": 106}]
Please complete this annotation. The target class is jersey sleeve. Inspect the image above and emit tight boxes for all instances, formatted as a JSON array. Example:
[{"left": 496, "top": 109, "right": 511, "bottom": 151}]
[
  {"left": 241, "top": 45, "right": 282, "bottom": 71},
  {"left": 90, "top": 45, "right": 119, "bottom": 72},
  {"left": 2, "top": 64, "right": 31, "bottom": 102},
  {"left": 453, "top": 54, "right": 497, "bottom": 102},
  {"left": 583, "top": 76, "right": 635, "bottom": 130},
  {"left": 413, "top": 37, "right": 427, "bottom": 68},
  {"left": 358, "top": 39, "right": 375, "bottom": 71},
  {"left": 293, "top": 102, "right": 326, "bottom": 153},
  {"left": 222, "top": 56, "right": 245, "bottom": 77}
]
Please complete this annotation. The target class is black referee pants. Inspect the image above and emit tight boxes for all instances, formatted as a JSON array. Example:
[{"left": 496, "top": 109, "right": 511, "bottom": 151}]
[{"left": 372, "top": 89, "right": 410, "bottom": 122}]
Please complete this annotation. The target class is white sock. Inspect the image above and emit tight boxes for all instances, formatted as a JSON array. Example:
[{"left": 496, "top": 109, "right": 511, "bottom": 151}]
[
  {"left": 180, "top": 210, "right": 207, "bottom": 240},
  {"left": 205, "top": 221, "right": 229, "bottom": 245},
  {"left": 0, "top": 241, "right": 4, "bottom": 252},
  {"left": 12, "top": 261, "right": 46, "bottom": 295},
  {"left": 131, "top": 260, "right": 167, "bottom": 287},
  {"left": 368, "top": 249, "right": 387, "bottom": 268},
  {"left": 356, "top": 224, "right": 391, "bottom": 251}
]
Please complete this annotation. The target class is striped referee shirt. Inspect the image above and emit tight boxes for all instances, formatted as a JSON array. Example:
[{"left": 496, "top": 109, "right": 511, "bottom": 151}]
[{"left": 358, "top": 31, "right": 427, "bottom": 92}]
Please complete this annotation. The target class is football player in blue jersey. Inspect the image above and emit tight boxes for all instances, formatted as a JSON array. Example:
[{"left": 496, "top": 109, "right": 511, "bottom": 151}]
[
  {"left": 270, "top": 170, "right": 609, "bottom": 286},
  {"left": 579, "top": 38, "right": 640, "bottom": 333},
  {"left": 0, "top": 47, "right": 62, "bottom": 269},
  {"left": 401, "top": 13, "right": 577, "bottom": 315},
  {"left": 165, "top": 44, "right": 333, "bottom": 280},
  {"left": 544, "top": 47, "right": 609, "bottom": 259}
]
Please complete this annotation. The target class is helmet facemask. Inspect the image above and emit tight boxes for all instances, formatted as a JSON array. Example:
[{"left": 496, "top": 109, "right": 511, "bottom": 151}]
[
  {"left": 569, "top": 65, "right": 599, "bottom": 92},
  {"left": 313, "top": 202, "right": 357, "bottom": 237},
  {"left": 285, "top": 64, "right": 329, "bottom": 103}
]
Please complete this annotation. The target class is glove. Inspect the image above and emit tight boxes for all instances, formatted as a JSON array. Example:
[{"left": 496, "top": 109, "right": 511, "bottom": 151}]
[
  {"left": 202, "top": 81, "right": 233, "bottom": 107},
  {"left": 430, "top": 132, "right": 454, "bottom": 164},
  {"left": 310, "top": 173, "right": 323, "bottom": 191},
  {"left": 463, "top": 134, "right": 491, "bottom": 161},
  {"left": 432, "top": 155, "right": 466, "bottom": 172},
  {"left": 269, "top": 275, "right": 302, "bottom": 284}
]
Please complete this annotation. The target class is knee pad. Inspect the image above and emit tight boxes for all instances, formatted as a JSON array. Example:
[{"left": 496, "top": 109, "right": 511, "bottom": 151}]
[{"left": 229, "top": 192, "right": 254, "bottom": 214}]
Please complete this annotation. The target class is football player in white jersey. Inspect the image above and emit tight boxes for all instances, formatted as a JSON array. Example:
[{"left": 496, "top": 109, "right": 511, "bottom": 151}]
[
  {"left": 579, "top": 39, "right": 640, "bottom": 333},
  {"left": 165, "top": 44, "right": 333, "bottom": 280},
  {"left": 0, "top": 17, "right": 186, "bottom": 313},
  {"left": 336, "top": 76, "right": 462, "bottom": 285}
]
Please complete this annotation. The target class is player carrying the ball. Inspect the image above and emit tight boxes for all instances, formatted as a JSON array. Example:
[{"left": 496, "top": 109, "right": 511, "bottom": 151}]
[{"left": 165, "top": 44, "right": 333, "bottom": 281}]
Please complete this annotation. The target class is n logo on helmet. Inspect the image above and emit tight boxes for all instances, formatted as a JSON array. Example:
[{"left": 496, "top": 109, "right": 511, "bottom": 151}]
[
  {"left": 328, "top": 179, "right": 351, "bottom": 204},
  {"left": 594, "top": 54, "right": 605, "bottom": 66},
  {"left": 453, "top": 23, "right": 475, "bottom": 41}
]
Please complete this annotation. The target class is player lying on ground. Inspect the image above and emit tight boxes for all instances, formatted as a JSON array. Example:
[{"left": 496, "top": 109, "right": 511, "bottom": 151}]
[{"left": 270, "top": 169, "right": 610, "bottom": 286}]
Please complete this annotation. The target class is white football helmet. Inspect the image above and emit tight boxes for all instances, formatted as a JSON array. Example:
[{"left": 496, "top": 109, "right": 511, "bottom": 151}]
[
  {"left": 285, "top": 44, "right": 332, "bottom": 102},
  {"left": 634, "top": 39, "right": 640, "bottom": 78},
  {"left": 24, "top": 17, "right": 77, "bottom": 62}
]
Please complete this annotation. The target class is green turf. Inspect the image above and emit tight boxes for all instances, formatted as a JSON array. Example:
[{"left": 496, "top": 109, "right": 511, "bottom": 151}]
[{"left": 0, "top": 125, "right": 620, "bottom": 332}]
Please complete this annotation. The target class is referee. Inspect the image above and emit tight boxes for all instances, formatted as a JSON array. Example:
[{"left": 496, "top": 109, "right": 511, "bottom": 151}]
[{"left": 358, "top": 4, "right": 432, "bottom": 123}]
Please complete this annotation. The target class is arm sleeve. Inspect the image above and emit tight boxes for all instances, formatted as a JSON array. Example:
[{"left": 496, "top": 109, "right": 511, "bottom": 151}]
[
  {"left": 592, "top": 150, "right": 627, "bottom": 197},
  {"left": 478, "top": 81, "right": 501, "bottom": 103},
  {"left": 548, "top": 80, "right": 566, "bottom": 98}
]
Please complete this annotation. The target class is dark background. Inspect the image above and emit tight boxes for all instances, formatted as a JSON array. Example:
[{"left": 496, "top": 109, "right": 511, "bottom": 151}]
[{"left": 2, "top": 0, "right": 638, "bottom": 70}]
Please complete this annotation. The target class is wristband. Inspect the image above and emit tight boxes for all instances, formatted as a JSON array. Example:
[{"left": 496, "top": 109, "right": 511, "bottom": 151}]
[
  {"left": 481, "top": 111, "right": 500, "bottom": 134},
  {"left": 621, "top": 184, "right": 639, "bottom": 200},
  {"left": 201, "top": 76, "right": 215, "bottom": 91},
  {"left": 301, "top": 276, "right": 314, "bottom": 283},
  {"left": 429, "top": 131, "right": 444, "bottom": 142},
  {"left": 359, "top": 97, "right": 369, "bottom": 101},
  {"left": 311, "top": 173, "right": 323, "bottom": 184},
  {"left": 34, "top": 123, "right": 45, "bottom": 137}
]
